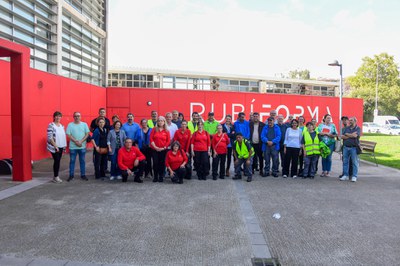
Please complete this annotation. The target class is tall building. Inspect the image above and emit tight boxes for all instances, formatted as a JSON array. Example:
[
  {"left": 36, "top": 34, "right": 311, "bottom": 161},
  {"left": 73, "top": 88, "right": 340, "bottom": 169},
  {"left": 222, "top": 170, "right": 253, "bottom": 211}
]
[{"left": 0, "top": 0, "right": 107, "bottom": 86}]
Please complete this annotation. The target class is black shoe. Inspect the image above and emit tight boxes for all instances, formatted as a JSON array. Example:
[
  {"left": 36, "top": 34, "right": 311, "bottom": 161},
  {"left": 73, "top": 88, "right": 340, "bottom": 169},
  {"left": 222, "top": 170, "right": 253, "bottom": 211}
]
[
  {"left": 310, "top": 176, "right": 315, "bottom": 179},
  {"left": 80, "top": 175, "right": 88, "bottom": 181},
  {"left": 152, "top": 178, "right": 158, "bottom": 182},
  {"left": 158, "top": 178, "right": 164, "bottom": 182},
  {"left": 246, "top": 176, "right": 252, "bottom": 182},
  {"left": 134, "top": 178, "right": 143, "bottom": 183},
  {"left": 219, "top": 176, "right": 225, "bottom": 179},
  {"left": 233, "top": 175, "right": 242, "bottom": 180},
  {"left": 252, "top": 169, "right": 255, "bottom": 174},
  {"left": 272, "top": 174, "right": 279, "bottom": 178},
  {"left": 67, "top": 175, "right": 74, "bottom": 182},
  {"left": 212, "top": 176, "right": 217, "bottom": 180},
  {"left": 262, "top": 172, "right": 270, "bottom": 177}
]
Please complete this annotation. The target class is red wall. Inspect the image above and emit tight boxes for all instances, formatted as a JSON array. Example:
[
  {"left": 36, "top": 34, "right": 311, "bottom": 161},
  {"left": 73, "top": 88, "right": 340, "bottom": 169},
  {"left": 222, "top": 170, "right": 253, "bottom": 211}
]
[
  {"left": 107, "top": 87, "right": 364, "bottom": 126},
  {"left": 0, "top": 60, "right": 106, "bottom": 160}
]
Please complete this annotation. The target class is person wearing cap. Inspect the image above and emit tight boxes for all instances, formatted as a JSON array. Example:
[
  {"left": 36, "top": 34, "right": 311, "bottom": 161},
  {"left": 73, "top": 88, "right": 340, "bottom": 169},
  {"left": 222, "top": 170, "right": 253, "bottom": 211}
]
[
  {"left": 261, "top": 117, "right": 281, "bottom": 177},
  {"left": 204, "top": 112, "right": 219, "bottom": 136},
  {"left": 249, "top": 112, "right": 265, "bottom": 175},
  {"left": 233, "top": 133, "right": 254, "bottom": 182},
  {"left": 234, "top": 112, "right": 250, "bottom": 140}
]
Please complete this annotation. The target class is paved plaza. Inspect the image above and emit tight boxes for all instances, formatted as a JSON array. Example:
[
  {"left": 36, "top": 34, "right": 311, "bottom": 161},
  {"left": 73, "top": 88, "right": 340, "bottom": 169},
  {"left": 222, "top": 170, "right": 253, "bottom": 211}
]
[{"left": 0, "top": 153, "right": 399, "bottom": 266}]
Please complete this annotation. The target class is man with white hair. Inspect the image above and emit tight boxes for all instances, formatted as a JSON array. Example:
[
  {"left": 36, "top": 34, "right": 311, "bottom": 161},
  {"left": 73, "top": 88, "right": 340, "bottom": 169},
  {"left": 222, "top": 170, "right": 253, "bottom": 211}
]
[{"left": 166, "top": 112, "right": 178, "bottom": 140}]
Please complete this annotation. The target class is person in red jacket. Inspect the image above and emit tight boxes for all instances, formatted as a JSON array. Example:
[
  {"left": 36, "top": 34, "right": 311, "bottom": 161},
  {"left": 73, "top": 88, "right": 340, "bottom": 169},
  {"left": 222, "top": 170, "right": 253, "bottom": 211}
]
[
  {"left": 173, "top": 120, "right": 192, "bottom": 179},
  {"left": 166, "top": 141, "right": 188, "bottom": 184},
  {"left": 191, "top": 120, "right": 211, "bottom": 180},
  {"left": 118, "top": 138, "right": 146, "bottom": 183},
  {"left": 211, "top": 124, "right": 230, "bottom": 180},
  {"left": 150, "top": 116, "right": 171, "bottom": 182}
]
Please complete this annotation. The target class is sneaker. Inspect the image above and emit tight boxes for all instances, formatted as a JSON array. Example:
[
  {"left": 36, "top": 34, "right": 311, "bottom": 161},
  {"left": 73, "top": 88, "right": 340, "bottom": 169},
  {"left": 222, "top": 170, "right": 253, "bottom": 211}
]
[
  {"left": 351, "top": 177, "right": 357, "bottom": 182},
  {"left": 325, "top": 172, "right": 330, "bottom": 177},
  {"left": 67, "top": 175, "right": 74, "bottom": 182},
  {"left": 52, "top": 178, "right": 59, "bottom": 183},
  {"left": 282, "top": 175, "right": 288, "bottom": 178},
  {"left": 320, "top": 172, "right": 326, "bottom": 177},
  {"left": 292, "top": 175, "right": 298, "bottom": 179},
  {"left": 80, "top": 175, "right": 88, "bottom": 181},
  {"left": 339, "top": 175, "right": 349, "bottom": 181},
  {"left": 110, "top": 176, "right": 116, "bottom": 181},
  {"left": 117, "top": 175, "right": 122, "bottom": 180},
  {"left": 55, "top": 176, "right": 62, "bottom": 183}
]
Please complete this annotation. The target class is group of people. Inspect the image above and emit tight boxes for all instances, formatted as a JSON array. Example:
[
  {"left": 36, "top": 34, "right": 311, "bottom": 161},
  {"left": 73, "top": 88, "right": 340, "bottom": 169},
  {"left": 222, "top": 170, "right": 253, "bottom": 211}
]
[{"left": 46, "top": 107, "right": 360, "bottom": 184}]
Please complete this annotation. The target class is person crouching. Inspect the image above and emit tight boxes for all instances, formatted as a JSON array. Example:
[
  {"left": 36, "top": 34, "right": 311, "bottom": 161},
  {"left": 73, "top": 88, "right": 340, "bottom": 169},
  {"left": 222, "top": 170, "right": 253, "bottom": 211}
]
[
  {"left": 166, "top": 141, "right": 188, "bottom": 184},
  {"left": 118, "top": 138, "right": 146, "bottom": 183}
]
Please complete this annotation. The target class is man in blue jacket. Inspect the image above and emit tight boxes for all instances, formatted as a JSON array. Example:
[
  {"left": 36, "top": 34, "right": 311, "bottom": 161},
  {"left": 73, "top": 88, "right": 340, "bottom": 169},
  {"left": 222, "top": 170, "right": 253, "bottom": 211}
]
[
  {"left": 261, "top": 117, "right": 281, "bottom": 177},
  {"left": 234, "top": 112, "right": 250, "bottom": 140}
]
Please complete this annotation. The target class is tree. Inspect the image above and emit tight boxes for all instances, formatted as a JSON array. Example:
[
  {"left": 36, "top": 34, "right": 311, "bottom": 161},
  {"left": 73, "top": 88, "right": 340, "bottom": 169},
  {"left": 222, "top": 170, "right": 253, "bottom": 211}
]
[
  {"left": 287, "top": 69, "right": 311, "bottom": 80},
  {"left": 346, "top": 53, "right": 400, "bottom": 121}
]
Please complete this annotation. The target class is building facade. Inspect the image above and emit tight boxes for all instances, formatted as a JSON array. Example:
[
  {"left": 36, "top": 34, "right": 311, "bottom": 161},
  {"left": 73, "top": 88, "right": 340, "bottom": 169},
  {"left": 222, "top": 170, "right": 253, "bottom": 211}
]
[
  {"left": 0, "top": 0, "right": 107, "bottom": 86},
  {"left": 108, "top": 68, "right": 338, "bottom": 96}
]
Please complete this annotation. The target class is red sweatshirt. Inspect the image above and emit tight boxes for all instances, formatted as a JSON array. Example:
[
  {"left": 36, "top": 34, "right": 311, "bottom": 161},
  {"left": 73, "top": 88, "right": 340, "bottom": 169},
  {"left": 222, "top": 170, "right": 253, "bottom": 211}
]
[
  {"left": 118, "top": 146, "right": 146, "bottom": 170},
  {"left": 191, "top": 130, "right": 211, "bottom": 152},
  {"left": 150, "top": 128, "right": 171, "bottom": 150},
  {"left": 165, "top": 149, "right": 188, "bottom": 170},
  {"left": 173, "top": 129, "right": 192, "bottom": 152},
  {"left": 212, "top": 133, "right": 230, "bottom": 154}
]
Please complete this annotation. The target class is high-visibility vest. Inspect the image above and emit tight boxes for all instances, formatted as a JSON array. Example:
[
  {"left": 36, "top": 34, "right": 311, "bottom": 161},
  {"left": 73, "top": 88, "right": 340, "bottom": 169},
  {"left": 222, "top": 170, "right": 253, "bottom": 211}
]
[
  {"left": 147, "top": 119, "right": 157, "bottom": 128},
  {"left": 303, "top": 130, "right": 320, "bottom": 156},
  {"left": 188, "top": 121, "right": 198, "bottom": 134},
  {"left": 235, "top": 139, "right": 254, "bottom": 159}
]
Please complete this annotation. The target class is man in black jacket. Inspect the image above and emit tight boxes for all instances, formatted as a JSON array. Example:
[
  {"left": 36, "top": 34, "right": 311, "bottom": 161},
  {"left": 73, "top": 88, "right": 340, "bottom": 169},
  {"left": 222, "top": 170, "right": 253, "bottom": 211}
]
[{"left": 249, "top": 112, "right": 265, "bottom": 175}]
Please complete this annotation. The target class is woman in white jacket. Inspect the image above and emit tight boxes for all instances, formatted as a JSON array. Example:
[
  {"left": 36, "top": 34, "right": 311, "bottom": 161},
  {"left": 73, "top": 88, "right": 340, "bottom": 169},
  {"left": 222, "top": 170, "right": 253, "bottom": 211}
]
[
  {"left": 282, "top": 119, "right": 302, "bottom": 178},
  {"left": 47, "top": 111, "right": 67, "bottom": 183}
]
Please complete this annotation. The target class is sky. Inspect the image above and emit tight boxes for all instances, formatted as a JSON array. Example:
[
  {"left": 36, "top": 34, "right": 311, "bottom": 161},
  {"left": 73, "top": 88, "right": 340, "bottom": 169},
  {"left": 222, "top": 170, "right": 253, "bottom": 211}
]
[{"left": 108, "top": 0, "right": 400, "bottom": 79}]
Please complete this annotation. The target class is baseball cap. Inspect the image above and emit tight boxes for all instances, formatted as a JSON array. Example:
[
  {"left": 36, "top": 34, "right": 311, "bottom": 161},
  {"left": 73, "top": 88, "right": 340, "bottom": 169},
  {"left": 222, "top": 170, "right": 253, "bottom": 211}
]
[{"left": 208, "top": 112, "right": 214, "bottom": 116}]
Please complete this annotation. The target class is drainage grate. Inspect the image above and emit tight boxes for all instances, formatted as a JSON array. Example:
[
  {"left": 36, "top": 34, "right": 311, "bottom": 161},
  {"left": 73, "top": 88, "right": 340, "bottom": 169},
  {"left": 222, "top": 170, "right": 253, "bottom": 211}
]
[{"left": 252, "top": 258, "right": 281, "bottom": 266}]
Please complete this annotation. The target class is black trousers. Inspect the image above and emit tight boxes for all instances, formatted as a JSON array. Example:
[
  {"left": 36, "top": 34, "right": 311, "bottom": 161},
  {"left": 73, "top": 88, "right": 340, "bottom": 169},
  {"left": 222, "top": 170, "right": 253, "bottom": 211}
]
[
  {"left": 51, "top": 148, "right": 64, "bottom": 177},
  {"left": 279, "top": 145, "right": 285, "bottom": 171},
  {"left": 194, "top": 151, "right": 210, "bottom": 179},
  {"left": 298, "top": 152, "right": 304, "bottom": 176},
  {"left": 212, "top": 153, "right": 227, "bottom": 178},
  {"left": 121, "top": 160, "right": 145, "bottom": 182},
  {"left": 94, "top": 150, "right": 108, "bottom": 179},
  {"left": 171, "top": 167, "right": 186, "bottom": 183},
  {"left": 283, "top": 147, "right": 300, "bottom": 177},
  {"left": 151, "top": 149, "right": 167, "bottom": 181},
  {"left": 226, "top": 147, "right": 233, "bottom": 171},
  {"left": 141, "top": 146, "right": 152, "bottom": 177},
  {"left": 252, "top": 143, "right": 263, "bottom": 172}
]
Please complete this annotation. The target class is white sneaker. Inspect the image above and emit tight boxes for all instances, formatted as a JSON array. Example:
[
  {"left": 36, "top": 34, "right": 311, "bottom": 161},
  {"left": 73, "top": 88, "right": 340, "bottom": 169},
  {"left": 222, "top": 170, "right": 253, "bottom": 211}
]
[
  {"left": 53, "top": 176, "right": 62, "bottom": 183},
  {"left": 282, "top": 175, "right": 288, "bottom": 178},
  {"left": 292, "top": 175, "right": 297, "bottom": 179},
  {"left": 351, "top": 177, "right": 357, "bottom": 182},
  {"left": 110, "top": 176, "right": 116, "bottom": 181},
  {"left": 340, "top": 175, "right": 349, "bottom": 181},
  {"left": 117, "top": 175, "right": 122, "bottom": 180}
]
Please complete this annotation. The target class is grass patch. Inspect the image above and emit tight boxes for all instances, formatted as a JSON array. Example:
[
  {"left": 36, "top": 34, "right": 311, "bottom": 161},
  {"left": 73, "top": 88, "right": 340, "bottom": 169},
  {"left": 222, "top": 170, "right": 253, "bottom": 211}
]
[{"left": 360, "top": 133, "right": 400, "bottom": 169}]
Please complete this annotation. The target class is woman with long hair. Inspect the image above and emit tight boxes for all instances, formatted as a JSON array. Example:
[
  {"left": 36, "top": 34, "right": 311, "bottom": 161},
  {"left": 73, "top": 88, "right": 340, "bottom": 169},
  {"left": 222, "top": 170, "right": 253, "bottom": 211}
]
[
  {"left": 317, "top": 114, "right": 337, "bottom": 177},
  {"left": 107, "top": 120, "right": 126, "bottom": 180},
  {"left": 150, "top": 116, "right": 170, "bottom": 182},
  {"left": 138, "top": 118, "right": 153, "bottom": 178},
  {"left": 92, "top": 117, "right": 109, "bottom": 180},
  {"left": 47, "top": 111, "right": 67, "bottom": 183},
  {"left": 222, "top": 114, "right": 235, "bottom": 177},
  {"left": 173, "top": 120, "right": 192, "bottom": 179},
  {"left": 191, "top": 120, "right": 211, "bottom": 180},
  {"left": 282, "top": 119, "right": 302, "bottom": 178}
]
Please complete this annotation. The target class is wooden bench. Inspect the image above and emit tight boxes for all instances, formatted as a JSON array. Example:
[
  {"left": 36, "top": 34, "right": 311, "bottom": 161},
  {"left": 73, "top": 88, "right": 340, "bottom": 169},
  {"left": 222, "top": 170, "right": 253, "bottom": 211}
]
[{"left": 359, "top": 139, "right": 378, "bottom": 166}]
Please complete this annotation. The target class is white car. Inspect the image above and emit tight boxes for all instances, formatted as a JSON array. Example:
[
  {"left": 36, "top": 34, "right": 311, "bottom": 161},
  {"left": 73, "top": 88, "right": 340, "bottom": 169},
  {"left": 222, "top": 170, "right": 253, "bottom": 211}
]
[
  {"left": 362, "top": 122, "right": 381, "bottom": 133},
  {"left": 380, "top": 125, "right": 400, "bottom": 135}
]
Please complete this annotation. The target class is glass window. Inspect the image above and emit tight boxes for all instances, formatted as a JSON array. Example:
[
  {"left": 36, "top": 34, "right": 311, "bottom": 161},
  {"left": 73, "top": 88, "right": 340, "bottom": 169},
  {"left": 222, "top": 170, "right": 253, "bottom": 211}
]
[
  {"left": 163, "top": 76, "right": 174, "bottom": 83},
  {"left": 34, "top": 59, "right": 48, "bottom": 71},
  {"left": 127, "top": 74, "right": 132, "bottom": 80},
  {"left": 176, "top": 77, "right": 187, "bottom": 83},
  {"left": 0, "top": 23, "right": 12, "bottom": 34},
  {"left": 62, "top": 60, "right": 70, "bottom": 68},
  {"left": 70, "top": 62, "right": 81, "bottom": 72},
  {"left": 70, "top": 54, "right": 81, "bottom": 63},
  {"left": 36, "top": 27, "right": 51, "bottom": 39},
  {"left": 119, "top": 73, "right": 126, "bottom": 80},
  {"left": 14, "top": 6, "right": 34, "bottom": 22},
  {"left": 127, "top": 81, "right": 132, "bottom": 87},
  {"left": 176, "top": 83, "right": 187, "bottom": 89},
  {"left": 275, "top": 83, "right": 283, "bottom": 88},
  {"left": 34, "top": 49, "right": 47, "bottom": 60},
  {"left": 163, "top": 82, "right": 173, "bottom": 89},
  {"left": 229, "top": 80, "right": 239, "bottom": 85},
  {"left": 37, "top": 0, "right": 50, "bottom": 8},
  {"left": 14, "top": 30, "right": 34, "bottom": 43},
  {"left": 284, "top": 83, "right": 291, "bottom": 89},
  {"left": 35, "top": 38, "right": 48, "bottom": 49},
  {"left": 0, "top": 9, "right": 12, "bottom": 21},
  {"left": 14, "top": 18, "right": 34, "bottom": 32},
  {"left": 111, "top": 73, "right": 118, "bottom": 79},
  {"left": 250, "top": 81, "right": 258, "bottom": 87},
  {"left": 0, "top": 0, "right": 12, "bottom": 9},
  {"left": 35, "top": 6, "right": 49, "bottom": 18},
  {"left": 240, "top": 81, "right": 249, "bottom": 86},
  {"left": 19, "top": 0, "right": 34, "bottom": 9}
]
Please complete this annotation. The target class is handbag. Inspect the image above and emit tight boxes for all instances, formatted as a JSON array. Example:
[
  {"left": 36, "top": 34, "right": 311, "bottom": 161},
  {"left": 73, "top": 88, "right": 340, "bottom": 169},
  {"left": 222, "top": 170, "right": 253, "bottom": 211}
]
[
  {"left": 334, "top": 139, "right": 342, "bottom": 152},
  {"left": 98, "top": 147, "right": 108, "bottom": 154}
]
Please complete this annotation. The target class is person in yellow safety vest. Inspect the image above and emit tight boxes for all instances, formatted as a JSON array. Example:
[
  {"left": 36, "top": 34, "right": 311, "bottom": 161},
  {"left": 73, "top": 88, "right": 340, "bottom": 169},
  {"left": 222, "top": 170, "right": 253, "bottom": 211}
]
[
  {"left": 188, "top": 112, "right": 201, "bottom": 134},
  {"left": 147, "top": 110, "right": 158, "bottom": 128},
  {"left": 301, "top": 122, "right": 321, "bottom": 179},
  {"left": 233, "top": 133, "right": 254, "bottom": 182}
]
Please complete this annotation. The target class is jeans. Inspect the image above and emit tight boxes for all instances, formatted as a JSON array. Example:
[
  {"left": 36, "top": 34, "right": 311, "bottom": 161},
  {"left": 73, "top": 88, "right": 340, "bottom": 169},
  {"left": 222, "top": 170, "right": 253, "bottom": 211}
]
[
  {"left": 69, "top": 149, "right": 86, "bottom": 177},
  {"left": 264, "top": 146, "right": 279, "bottom": 174},
  {"left": 235, "top": 157, "right": 253, "bottom": 177},
  {"left": 110, "top": 148, "right": 121, "bottom": 177},
  {"left": 343, "top": 146, "right": 359, "bottom": 177},
  {"left": 321, "top": 143, "right": 335, "bottom": 172},
  {"left": 212, "top": 153, "right": 226, "bottom": 178},
  {"left": 303, "top": 154, "right": 319, "bottom": 177},
  {"left": 51, "top": 148, "right": 64, "bottom": 177}
]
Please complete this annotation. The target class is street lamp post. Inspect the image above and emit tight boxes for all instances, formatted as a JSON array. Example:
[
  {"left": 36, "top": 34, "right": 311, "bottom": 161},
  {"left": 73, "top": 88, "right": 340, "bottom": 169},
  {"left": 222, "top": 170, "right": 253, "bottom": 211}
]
[
  {"left": 328, "top": 60, "right": 343, "bottom": 136},
  {"left": 374, "top": 63, "right": 379, "bottom": 117}
]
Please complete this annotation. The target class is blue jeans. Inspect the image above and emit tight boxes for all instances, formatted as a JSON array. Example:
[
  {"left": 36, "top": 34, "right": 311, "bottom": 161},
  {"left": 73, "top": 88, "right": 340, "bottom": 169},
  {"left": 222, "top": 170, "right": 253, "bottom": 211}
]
[
  {"left": 69, "top": 149, "right": 86, "bottom": 177},
  {"left": 264, "top": 146, "right": 279, "bottom": 174},
  {"left": 321, "top": 143, "right": 334, "bottom": 172},
  {"left": 343, "top": 146, "right": 359, "bottom": 177},
  {"left": 303, "top": 154, "right": 319, "bottom": 177},
  {"left": 235, "top": 157, "right": 253, "bottom": 177},
  {"left": 110, "top": 148, "right": 121, "bottom": 177}
]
